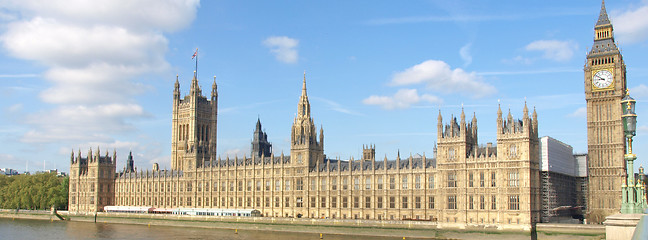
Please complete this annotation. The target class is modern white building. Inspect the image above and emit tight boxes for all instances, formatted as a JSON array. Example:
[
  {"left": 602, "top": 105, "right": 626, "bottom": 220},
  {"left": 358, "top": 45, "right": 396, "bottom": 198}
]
[{"left": 539, "top": 136, "right": 588, "bottom": 222}]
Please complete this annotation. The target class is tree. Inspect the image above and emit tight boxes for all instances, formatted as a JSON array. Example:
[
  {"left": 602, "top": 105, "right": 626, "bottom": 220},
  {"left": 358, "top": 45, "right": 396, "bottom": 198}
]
[{"left": 0, "top": 173, "right": 68, "bottom": 210}]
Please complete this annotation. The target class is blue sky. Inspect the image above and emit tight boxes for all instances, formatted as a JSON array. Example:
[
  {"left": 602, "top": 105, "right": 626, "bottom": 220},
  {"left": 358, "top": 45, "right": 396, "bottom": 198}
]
[{"left": 1, "top": 0, "right": 648, "bottom": 174}]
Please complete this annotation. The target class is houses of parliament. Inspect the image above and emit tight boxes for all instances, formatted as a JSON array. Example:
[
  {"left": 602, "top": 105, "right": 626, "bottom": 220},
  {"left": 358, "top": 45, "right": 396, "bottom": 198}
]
[{"left": 68, "top": 1, "right": 630, "bottom": 229}]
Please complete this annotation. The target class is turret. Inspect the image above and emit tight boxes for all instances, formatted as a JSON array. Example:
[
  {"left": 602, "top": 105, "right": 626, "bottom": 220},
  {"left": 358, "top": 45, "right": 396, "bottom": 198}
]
[
  {"left": 211, "top": 76, "right": 217, "bottom": 100},
  {"left": 174, "top": 74, "right": 180, "bottom": 100},
  {"left": 437, "top": 110, "right": 443, "bottom": 139}
]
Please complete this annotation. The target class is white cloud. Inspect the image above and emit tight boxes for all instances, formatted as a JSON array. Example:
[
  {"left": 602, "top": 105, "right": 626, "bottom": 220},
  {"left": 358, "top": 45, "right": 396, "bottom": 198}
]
[
  {"left": 390, "top": 60, "right": 496, "bottom": 98},
  {"left": 612, "top": 3, "right": 648, "bottom": 44},
  {"left": 7, "top": 103, "right": 22, "bottom": 112},
  {"left": 459, "top": 43, "right": 472, "bottom": 67},
  {"left": 568, "top": 107, "right": 587, "bottom": 118},
  {"left": 22, "top": 104, "right": 147, "bottom": 143},
  {"left": 0, "top": 0, "right": 199, "bottom": 144},
  {"left": 263, "top": 36, "right": 299, "bottom": 64},
  {"left": 363, "top": 89, "right": 442, "bottom": 110},
  {"left": 312, "top": 96, "right": 363, "bottom": 116},
  {"left": 502, "top": 55, "right": 534, "bottom": 65},
  {"left": 630, "top": 84, "right": 648, "bottom": 98},
  {"left": 224, "top": 148, "right": 246, "bottom": 157},
  {"left": 525, "top": 40, "right": 578, "bottom": 62}
]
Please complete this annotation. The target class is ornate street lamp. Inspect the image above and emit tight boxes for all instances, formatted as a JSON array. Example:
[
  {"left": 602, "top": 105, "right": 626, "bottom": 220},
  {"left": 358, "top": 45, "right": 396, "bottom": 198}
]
[{"left": 621, "top": 90, "right": 642, "bottom": 213}]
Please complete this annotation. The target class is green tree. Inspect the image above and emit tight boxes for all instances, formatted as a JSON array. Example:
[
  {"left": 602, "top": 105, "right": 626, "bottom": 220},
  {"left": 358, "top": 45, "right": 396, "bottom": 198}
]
[{"left": 0, "top": 173, "right": 68, "bottom": 210}]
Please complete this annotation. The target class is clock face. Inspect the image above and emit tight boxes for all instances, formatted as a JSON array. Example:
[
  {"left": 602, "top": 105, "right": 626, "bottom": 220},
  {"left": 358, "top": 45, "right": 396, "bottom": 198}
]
[{"left": 592, "top": 70, "right": 614, "bottom": 89}]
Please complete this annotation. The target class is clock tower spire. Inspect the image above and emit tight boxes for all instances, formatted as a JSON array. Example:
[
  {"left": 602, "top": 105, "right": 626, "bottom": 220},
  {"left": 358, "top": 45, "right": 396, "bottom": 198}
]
[{"left": 585, "top": 0, "right": 628, "bottom": 216}]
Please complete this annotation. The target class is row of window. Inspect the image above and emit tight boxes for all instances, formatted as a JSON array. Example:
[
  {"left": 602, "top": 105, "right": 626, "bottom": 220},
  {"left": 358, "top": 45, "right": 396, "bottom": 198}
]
[
  {"left": 115, "top": 171, "right": 522, "bottom": 194},
  {"left": 115, "top": 195, "right": 521, "bottom": 211}
]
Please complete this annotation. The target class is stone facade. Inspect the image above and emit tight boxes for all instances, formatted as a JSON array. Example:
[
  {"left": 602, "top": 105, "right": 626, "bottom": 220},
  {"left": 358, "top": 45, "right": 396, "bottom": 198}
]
[
  {"left": 68, "top": 148, "right": 116, "bottom": 213},
  {"left": 585, "top": 1, "right": 628, "bottom": 216},
  {"left": 69, "top": 72, "right": 541, "bottom": 229}
]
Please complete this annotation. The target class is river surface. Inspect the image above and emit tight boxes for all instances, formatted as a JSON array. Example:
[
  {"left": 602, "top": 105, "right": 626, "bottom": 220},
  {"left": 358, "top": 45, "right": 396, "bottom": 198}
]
[{"left": 0, "top": 218, "right": 432, "bottom": 240}]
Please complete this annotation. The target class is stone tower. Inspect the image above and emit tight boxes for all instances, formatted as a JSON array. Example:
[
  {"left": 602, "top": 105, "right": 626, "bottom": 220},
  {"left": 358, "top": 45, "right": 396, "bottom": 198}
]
[
  {"left": 362, "top": 144, "right": 375, "bottom": 161},
  {"left": 290, "top": 73, "right": 324, "bottom": 169},
  {"left": 171, "top": 72, "right": 218, "bottom": 171},
  {"left": 584, "top": 0, "right": 627, "bottom": 215},
  {"left": 496, "top": 103, "right": 541, "bottom": 223},
  {"left": 68, "top": 147, "right": 116, "bottom": 213},
  {"left": 251, "top": 118, "right": 272, "bottom": 158}
]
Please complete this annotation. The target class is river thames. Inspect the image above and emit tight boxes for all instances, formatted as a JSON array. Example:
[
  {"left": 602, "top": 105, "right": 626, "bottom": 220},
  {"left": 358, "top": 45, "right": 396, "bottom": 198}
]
[{"left": 0, "top": 218, "right": 439, "bottom": 240}]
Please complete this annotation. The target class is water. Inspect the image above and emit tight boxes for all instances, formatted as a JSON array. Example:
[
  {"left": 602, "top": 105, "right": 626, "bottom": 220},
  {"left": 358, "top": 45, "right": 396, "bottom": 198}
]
[{"left": 0, "top": 218, "right": 431, "bottom": 240}]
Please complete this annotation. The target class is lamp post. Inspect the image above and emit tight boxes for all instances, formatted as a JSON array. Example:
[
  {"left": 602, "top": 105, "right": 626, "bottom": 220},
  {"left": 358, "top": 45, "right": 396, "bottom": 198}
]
[{"left": 621, "top": 90, "right": 642, "bottom": 213}]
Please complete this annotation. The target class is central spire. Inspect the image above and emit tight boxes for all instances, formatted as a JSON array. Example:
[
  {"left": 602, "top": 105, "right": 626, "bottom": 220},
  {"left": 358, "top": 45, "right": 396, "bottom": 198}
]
[
  {"left": 302, "top": 70, "right": 307, "bottom": 97},
  {"left": 298, "top": 71, "right": 311, "bottom": 117}
]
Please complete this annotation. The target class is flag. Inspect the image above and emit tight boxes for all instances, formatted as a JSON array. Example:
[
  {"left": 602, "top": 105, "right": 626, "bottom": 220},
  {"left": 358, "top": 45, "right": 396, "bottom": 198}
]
[{"left": 192, "top": 49, "right": 197, "bottom": 59}]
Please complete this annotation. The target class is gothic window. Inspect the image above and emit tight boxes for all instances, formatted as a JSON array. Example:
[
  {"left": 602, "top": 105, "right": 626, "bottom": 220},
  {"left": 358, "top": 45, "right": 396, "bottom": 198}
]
[
  {"left": 402, "top": 197, "right": 408, "bottom": 208},
  {"left": 365, "top": 177, "right": 371, "bottom": 190},
  {"left": 447, "top": 172, "right": 457, "bottom": 188},
  {"left": 428, "top": 196, "right": 435, "bottom": 209},
  {"left": 491, "top": 172, "right": 497, "bottom": 187},
  {"left": 428, "top": 175, "right": 435, "bottom": 189},
  {"left": 296, "top": 197, "right": 303, "bottom": 207},
  {"left": 448, "top": 195, "right": 457, "bottom": 209},
  {"left": 468, "top": 196, "right": 474, "bottom": 209},
  {"left": 331, "top": 177, "right": 337, "bottom": 190},
  {"left": 468, "top": 173, "right": 474, "bottom": 187},
  {"left": 449, "top": 148, "right": 456, "bottom": 160},
  {"left": 321, "top": 178, "right": 327, "bottom": 191},
  {"left": 415, "top": 175, "right": 421, "bottom": 189},
  {"left": 480, "top": 172, "right": 485, "bottom": 187},
  {"left": 402, "top": 176, "right": 408, "bottom": 189},
  {"left": 296, "top": 178, "right": 303, "bottom": 190},
  {"left": 480, "top": 195, "right": 485, "bottom": 210},
  {"left": 365, "top": 197, "right": 371, "bottom": 208},
  {"left": 354, "top": 177, "right": 360, "bottom": 190},
  {"left": 389, "top": 176, "right": 395, "bottom": 189},
  {"left": 508, "top": 171, "right": 519, "bottom": 187},
  {"left": 509, "top": 144, "right": 517, "bottom": 158},
  {"left": 377, "top": 176, "right": 383, "bottom": 190},
  {"left": 509, "top": 195, "right": 519, "bottom": 210},
  {"left": 377, "top": 197, "right": 384, "bottom": 208},
  {"left": 492, "top": 195, "right": 497, "bottom": 210}
]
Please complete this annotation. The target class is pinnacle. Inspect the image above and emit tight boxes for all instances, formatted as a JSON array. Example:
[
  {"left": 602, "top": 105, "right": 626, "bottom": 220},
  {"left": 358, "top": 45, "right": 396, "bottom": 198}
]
[{"left": 596, "top": 0, "right": 611, "bottom": 26}]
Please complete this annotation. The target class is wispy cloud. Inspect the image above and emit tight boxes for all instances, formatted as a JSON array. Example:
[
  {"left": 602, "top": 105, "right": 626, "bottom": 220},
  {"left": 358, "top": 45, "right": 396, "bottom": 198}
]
[
  {"left": 525, "top": 40, "right": 578, "bottom": 62},
  {"left": 0, "top": 74, "right": 39, "bottom": 78},
  {"left": 568, "top": 107, "right": 587, "bottom": 118},
  {"left": 478, "top": 68, "right": 580, "bottom": 76},
  {"left": 459, "top": 43, "right": 472, "bottom": 68},
  {"left": 390, "top": 60, "right": 496, "bottom": 98},
  {"left": 630, "top": 84, "right": 648, "bottom": 98},
  {"left": 262, "top": 36, "right": 299, "bottom": 64},
  {"left": 364, "top": 10, "right": 589, "bottom": 25},
  {"left": 612, "top": 2, "right": 648, "bottom": 44},
  {"left": 363, "top": 88, "right": 442, "bottom": 110},
  {"left": 219, "top": 99, "right": 286, "bottom": 114},
  {"left": 311, "top": 96, "right": 363, "bottom": 116}
]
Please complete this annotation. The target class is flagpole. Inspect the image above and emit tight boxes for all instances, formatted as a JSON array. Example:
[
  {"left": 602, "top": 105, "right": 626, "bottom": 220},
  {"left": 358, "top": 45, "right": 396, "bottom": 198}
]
[{"left": 195, "top": 48, "right": 198, "bottom": 78}]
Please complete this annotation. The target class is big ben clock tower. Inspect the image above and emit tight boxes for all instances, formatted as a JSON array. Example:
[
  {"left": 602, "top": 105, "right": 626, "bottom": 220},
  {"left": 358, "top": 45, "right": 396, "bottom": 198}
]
[{"left": 585, "top": 1, "right": 628, "bottom": 216}]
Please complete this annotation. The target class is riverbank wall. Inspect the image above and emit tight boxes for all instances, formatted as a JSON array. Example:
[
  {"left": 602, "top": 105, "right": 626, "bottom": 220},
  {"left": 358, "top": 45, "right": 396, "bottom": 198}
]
[{"left": 0, "top": 209, "right": 605, "bottom": 239}]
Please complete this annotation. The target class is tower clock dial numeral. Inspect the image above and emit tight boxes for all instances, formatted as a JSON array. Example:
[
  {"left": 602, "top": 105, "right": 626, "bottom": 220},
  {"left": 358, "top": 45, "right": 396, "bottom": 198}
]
[{"left": 592, "top": 70, "right": 613, "bottom": 89}]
